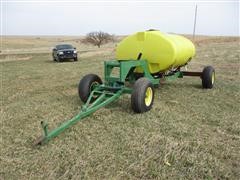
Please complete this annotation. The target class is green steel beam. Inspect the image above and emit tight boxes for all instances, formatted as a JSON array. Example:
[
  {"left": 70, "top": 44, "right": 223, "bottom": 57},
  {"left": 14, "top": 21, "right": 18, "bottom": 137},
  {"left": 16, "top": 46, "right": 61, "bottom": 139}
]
[
  {"left": 35, "top": 89, "right": 123, "bottom": 145},
  {"left": 164, "top": 71, "right": 183, "bottom": 81},
  {"left": 104, "top": 60, "right": 160, "bottom": 86}
]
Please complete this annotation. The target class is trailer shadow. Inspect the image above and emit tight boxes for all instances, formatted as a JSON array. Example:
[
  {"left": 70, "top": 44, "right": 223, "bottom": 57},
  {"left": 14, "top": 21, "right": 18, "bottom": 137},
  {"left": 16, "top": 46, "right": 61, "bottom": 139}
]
[{"left": 158, "top": 81, "right": 202, "bottom": 89}]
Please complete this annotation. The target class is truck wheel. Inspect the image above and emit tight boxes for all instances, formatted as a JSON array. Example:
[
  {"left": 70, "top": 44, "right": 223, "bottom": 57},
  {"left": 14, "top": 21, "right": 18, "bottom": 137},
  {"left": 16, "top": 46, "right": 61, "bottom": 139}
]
[
  {"left": 131, "top": 78, "right": 154, "bottom": 113},
  {"left": 78, "top": 74, "right": 102, "bottom": 103},
  {"left": 56, "top": 57, "right": 62, "bottom": 63},
  {"left": 202, "top": 66, "right": 215, "bottom": 89},
  {"left": 74, "top": 57, "right": 78, "bottom": 61}
]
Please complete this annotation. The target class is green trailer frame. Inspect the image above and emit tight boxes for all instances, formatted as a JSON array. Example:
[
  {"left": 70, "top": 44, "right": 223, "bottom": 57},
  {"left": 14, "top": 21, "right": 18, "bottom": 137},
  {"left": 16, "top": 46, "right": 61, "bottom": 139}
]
[{"left": 34, "top": 59, "right": 195, "bottom": 145}]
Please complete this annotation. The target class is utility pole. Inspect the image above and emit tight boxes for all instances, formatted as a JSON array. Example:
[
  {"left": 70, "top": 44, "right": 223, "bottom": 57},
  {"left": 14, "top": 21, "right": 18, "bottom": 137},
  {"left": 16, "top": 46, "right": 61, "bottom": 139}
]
[{"left": 193, "top": 5, "right": 198, "bottom": 41}]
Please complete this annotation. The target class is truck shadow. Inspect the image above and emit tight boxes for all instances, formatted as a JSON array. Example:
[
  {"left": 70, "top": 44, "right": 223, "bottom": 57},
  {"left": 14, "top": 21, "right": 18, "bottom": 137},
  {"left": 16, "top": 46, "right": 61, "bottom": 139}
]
[{"left": 44, "top": 59, "right": 77, "bottom": 63}]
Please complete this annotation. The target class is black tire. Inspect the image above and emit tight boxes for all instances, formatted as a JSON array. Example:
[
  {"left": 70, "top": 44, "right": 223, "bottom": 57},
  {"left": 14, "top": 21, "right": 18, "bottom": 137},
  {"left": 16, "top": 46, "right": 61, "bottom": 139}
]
[
  {"left": 56, "top": 56, "right": 62, "bottom": 63},
  {"left": 131, "top": 78, "right": 154, "bottom": 113},
  {"left": 74, "top": 57, "right": 78, "bottom": 61},
  {"left": 202, "top": 66, "right": 215, "bottom": 89},
  {"left": 53, "top": 55, "right": 56, "bottom": 61},
  {"left": 78, "top": 74, "right": 102, "bottom": 103}
]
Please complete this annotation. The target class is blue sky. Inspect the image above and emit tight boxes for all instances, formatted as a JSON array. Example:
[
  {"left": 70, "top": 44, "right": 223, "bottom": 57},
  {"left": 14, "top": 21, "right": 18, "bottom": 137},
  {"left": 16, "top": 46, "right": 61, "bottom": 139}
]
[{"left": 1, "top": 0, "right": 239, "bottom": 36}]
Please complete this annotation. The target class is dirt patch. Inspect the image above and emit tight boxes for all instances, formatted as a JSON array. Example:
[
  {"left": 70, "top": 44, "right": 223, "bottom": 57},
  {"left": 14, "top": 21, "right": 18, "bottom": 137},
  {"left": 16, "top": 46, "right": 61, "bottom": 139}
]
[{"left": 0, "top": 55, "right": 33, "bottom": 62}]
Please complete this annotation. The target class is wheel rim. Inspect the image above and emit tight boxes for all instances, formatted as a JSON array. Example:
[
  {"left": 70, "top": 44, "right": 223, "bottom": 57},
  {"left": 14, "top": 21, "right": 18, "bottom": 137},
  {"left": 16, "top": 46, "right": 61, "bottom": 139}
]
[
  {"left": 145, "top": 87, "right": 153, "bottom": 106},
  {"left": 90, "top": 81, "right": 98, "bottom": 91},
  {"left": 211, "top": 72, "right": 215, "bottom": 84}
]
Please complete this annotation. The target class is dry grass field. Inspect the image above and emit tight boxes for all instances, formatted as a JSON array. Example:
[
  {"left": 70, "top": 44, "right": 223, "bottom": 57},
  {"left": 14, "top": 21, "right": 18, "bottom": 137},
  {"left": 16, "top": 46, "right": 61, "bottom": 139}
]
[{"left": 0, "top": 35, "right": 240, "bottom": 179}]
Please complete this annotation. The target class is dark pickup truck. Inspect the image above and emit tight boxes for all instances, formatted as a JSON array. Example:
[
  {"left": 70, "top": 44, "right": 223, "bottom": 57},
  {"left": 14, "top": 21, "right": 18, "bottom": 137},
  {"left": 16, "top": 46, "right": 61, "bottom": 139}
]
[{"left": 52, "top": 44, "right": 78, "bottom": 62}]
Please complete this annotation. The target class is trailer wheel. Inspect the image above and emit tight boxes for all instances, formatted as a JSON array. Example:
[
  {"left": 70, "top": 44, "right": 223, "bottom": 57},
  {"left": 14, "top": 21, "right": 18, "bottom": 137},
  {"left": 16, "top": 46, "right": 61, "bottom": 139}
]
[
  {"left": 202, "top": 66, "right": 215, "bottom": 89},
  {"left": 78, "top": 74, "right": 102, "bottom": 103},
  {"left": 131, "top": 78, "right": 154, "bottom": 113}
]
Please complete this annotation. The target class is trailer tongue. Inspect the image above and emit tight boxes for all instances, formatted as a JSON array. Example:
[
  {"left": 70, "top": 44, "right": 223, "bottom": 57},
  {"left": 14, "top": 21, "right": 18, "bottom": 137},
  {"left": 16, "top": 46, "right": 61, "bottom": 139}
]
[{"left": 34, "top": 87, "right": 123, "bottom": 145}]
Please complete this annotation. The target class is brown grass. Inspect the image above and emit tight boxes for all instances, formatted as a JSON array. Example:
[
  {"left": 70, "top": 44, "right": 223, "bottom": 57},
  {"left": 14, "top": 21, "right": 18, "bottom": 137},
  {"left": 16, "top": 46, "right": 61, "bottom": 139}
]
[{"left": 0, "top": 35, "right": 240, "bottom": 179}]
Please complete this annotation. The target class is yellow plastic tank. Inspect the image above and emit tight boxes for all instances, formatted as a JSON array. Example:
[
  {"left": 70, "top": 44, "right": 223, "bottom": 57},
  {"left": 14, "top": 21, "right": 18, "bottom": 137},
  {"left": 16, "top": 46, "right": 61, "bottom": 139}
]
[{"left": 116, "top": 30, "right": 196, "bottom": 73}]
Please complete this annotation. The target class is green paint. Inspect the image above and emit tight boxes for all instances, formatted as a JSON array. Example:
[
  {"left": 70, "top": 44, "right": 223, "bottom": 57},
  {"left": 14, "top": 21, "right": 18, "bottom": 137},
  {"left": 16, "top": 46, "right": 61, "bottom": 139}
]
[
  {"left": 37, "top": 60, "right": 185, "bottom": 145},
  {"left": 40, "top": 90, "right": 123, "bottom": 144}
]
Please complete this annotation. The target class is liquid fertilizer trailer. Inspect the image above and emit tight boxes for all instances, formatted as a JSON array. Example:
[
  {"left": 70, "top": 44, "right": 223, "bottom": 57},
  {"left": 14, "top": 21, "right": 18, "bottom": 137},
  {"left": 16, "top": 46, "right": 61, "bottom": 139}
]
[{"left": 35, "top": 30, "right": 215, "bottom": 145}]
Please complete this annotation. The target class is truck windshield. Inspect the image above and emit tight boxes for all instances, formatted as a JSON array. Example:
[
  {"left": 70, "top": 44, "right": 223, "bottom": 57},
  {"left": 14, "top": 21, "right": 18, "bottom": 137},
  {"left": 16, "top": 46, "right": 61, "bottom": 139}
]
[{"left": 56, "top": 44, "right": 73, "bottom": 50}]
